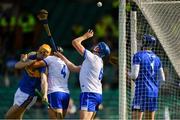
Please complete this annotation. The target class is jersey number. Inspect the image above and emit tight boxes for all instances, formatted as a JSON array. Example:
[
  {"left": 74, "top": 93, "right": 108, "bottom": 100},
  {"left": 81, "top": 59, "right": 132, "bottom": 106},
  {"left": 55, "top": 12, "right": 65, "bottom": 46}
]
[
  {"left": 61, "top": 65, "right": 66, "bottom": 78},
  {"left": 98, "top": 68, "right": 103, "bottom": 80}
]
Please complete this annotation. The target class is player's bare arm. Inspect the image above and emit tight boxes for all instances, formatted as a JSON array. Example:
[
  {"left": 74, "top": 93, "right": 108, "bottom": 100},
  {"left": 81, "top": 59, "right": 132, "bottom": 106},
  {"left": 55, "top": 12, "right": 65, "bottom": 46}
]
[
  {"left": 54, "top": 51, "right": 81, "bottom": 72},
  {"left": 41, "top": 72, "right": 48, "bottom": 103},
  {"left": 31, "top": 60, "right": 46, "bottom": 68},
  {"left": 15, "top": 54, "right": 37, "bottom": 69},
  {"left": 72, "top": 29, "right": 94, "bottom": 56},
  {"left": 37, "top": 9, "right": 51, "bottom": 37}
]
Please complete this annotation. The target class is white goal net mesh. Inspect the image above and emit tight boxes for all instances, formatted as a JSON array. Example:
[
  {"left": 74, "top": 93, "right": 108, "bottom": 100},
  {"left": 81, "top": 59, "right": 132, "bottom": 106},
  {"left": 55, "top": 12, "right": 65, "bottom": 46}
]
[{"left": 119, "top": 0, "right": 180, "bottom": 119}]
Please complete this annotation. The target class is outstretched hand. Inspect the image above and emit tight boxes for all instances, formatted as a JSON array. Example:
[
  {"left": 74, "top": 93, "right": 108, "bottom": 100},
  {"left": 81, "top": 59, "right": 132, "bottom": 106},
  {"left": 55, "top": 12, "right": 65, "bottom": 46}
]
[
  {"left": 37, "top": 9, "right": 48, "bottom": 21},
  {"left": 20, "top": 54, "right": 28, "bottom": 62},
  {"left": 54, "top": 51, "right": 63, "bottom": 58},
  {"left": 83, "top": 29, "right": 94, "bottom": 39},
  {"left": 54, "top": 51, "right": 66, "bottom": 61}
]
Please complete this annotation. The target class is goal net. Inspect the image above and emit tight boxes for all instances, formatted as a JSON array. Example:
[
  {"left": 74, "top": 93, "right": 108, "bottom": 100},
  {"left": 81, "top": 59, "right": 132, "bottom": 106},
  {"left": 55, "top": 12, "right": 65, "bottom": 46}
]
[{"left": 119, "top": 0, "right": 180, "bottom": 119}]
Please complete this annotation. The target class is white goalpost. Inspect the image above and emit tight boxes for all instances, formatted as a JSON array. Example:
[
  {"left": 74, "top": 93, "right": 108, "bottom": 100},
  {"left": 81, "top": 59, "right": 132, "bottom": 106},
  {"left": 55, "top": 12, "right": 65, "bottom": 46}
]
[
  {"left": 119, "top": 0, "right": 127, "bottom": 119},
  {"left": 130, "top": 9, "right": 137, "bottom": 101}
]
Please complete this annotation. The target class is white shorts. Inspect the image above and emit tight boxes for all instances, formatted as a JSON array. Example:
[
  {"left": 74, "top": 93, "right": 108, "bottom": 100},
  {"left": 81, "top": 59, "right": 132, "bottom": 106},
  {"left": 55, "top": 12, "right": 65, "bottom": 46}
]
[{"left": 13, "top": 88, "right": 37, "bottom": 109}]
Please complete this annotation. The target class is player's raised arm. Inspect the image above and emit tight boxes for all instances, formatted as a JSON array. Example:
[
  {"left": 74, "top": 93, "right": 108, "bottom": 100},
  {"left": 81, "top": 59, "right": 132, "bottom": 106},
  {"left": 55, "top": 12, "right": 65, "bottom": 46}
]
[
  {"left": 72, "top": 29, "right": 94, "bottom": 56},
  {"left": 54, "top": 51, "right": 81, "bottom": 72}
]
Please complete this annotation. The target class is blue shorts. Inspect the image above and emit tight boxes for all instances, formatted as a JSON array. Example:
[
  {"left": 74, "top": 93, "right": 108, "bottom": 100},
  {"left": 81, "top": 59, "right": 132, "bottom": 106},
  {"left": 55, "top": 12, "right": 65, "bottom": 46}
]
[
  {"left": 48, "top": 92, "right": 70, "bottom": 109},
  {"left": 132, "top": 96, "right": 158, "bottom": 112},
  {"left": 80, "top": 92, "right": 102, "bottom": 112}
]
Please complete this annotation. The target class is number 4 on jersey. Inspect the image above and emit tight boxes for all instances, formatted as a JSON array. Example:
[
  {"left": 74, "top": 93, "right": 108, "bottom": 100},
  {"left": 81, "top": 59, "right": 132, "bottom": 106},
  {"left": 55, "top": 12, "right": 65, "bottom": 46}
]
[{"left": 61, "top": 65, "right": 67, "bottom": 78}]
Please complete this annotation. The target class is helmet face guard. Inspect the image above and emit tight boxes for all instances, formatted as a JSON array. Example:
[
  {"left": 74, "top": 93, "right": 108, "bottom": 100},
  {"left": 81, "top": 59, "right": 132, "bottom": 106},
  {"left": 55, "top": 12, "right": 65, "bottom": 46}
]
[
  {"left": 143, "top": 34, "right": 156, "bottom": 47},
  {"left": 94, "top": 42, "right": 110, "bottom": 57}
]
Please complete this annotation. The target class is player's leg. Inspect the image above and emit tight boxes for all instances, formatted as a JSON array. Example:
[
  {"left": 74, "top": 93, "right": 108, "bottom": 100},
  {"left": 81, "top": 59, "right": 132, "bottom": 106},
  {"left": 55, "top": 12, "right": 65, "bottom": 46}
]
[
  {"left": 80, "top": 110, "right": 94, "bottom": 120},
  {"left": 5, "top": 88, "right": 37, "bottom": 119},
  {"left": 79, "top": 92, "right": 102, "bottom": 120},
  {"left": 48, "top": 108, "right": 63, "bottom": 119},
  {"left": 62, "top": 109, "right": 68, "bottom": 118},
  {"left": 91, "top": 112, "right": 97, "bottom": 119},
  {"left": 131, "top": 96, "right": 143, "bottom": 120},
  {"left": 132, "top": 110, "right": 143, "bottom": 120},
  {"left": 143, "top": 97, "right": 157, "bottom": 120},
  {"left": 48, "top": 109, "right": 68, "bottom": 119},
  {"left": 47, "top": 92, "right": 70, "bottom": 119},
  {"left": 19, "top": 109, "right": 26, "bottom": 119},
  {"left": 144, "top": 111, "right": 155, "bottom": 120},
  {"left": 48, "top": 108, "right": 56, "bottom": 119},
  {"left": 5, "top": 104, "right": 26, "bottom": 119}
]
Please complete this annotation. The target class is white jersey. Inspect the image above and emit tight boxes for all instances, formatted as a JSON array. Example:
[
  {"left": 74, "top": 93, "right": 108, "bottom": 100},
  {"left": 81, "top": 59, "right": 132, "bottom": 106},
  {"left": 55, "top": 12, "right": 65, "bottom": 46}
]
[
  {"left": 79, "top": 50, "right": 103, "bottom": 94},
  {"left": 43, "top": 56, "right": 70, "bottom": 94}
]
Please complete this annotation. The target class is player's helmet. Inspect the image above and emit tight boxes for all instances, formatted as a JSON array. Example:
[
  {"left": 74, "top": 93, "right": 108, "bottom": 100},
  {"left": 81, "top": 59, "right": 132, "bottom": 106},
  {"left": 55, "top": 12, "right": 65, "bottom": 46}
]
[
  {"left": 38, "top": 44, "right": 51, "bottom": 56},
  {"left": 96, "top": 42, "right": 110, "bottom": 57},
  {"left": 143, "top": 34, "right": 156, "bottom": 47}
]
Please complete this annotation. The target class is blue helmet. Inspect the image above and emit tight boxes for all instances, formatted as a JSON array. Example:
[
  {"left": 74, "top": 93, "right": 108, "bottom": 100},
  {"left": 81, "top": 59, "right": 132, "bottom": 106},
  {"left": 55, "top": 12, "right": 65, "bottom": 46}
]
[
  {"left": 143, "top": 34, "right": 156, "bottom": 47},
  {"left": 96, "top": 42, "right": 110, "bottom": 57}
]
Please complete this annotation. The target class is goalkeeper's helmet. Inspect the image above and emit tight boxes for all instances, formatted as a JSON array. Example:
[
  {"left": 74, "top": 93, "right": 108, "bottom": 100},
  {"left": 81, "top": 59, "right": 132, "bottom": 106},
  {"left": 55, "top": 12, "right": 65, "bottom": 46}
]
[
  {"left": 38, "top": 44, "right": 51, "bottom": 57},
  {"left": 94, "top": 42, "right": 110, "bottom": 58},
  {"left": 143, "top": 34, "right": 156, "bottom": 47}
]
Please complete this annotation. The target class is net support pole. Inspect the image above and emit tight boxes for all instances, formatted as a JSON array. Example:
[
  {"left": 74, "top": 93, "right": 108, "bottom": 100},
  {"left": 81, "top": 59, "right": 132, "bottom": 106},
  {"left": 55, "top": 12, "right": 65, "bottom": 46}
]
[
  {"left": 119, "top": 0, "right": 127, "bottom": 119},
  {"left": 130, "top": 10, "right": 137, "bottom": 104}
]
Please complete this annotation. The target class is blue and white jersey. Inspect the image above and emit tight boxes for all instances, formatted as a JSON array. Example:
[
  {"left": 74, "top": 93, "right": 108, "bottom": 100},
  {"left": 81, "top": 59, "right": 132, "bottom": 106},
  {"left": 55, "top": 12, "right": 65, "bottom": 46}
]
[
  {"left": 43, "top": 56, "right": 70, "bottom": 94},
  {"left": 133, "top": 50, "right": 162, "bottom": 97},
  {"left": 79, "top": 49, "right": 103, "bottom": 94}
]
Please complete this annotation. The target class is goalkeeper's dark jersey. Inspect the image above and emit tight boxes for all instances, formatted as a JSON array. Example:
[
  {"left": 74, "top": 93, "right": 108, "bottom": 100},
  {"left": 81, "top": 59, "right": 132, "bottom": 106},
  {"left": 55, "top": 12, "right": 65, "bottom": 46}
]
[{"left": 133, "top": 50, "right": 162, "bottom": 97}]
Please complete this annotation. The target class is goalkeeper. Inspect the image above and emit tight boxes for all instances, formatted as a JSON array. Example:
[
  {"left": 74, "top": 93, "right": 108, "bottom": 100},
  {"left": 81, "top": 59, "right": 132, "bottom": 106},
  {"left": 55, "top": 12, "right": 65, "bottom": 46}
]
[{"left": 128, "top": 34, "right": 165, "bottom": 120}]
